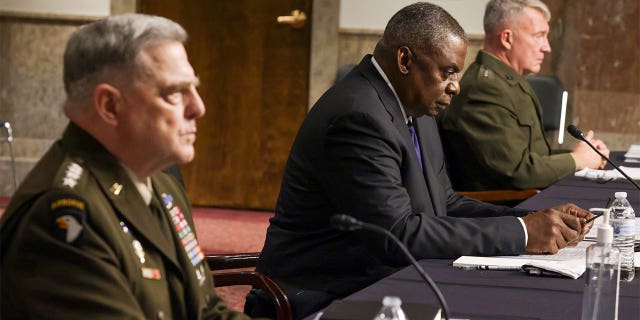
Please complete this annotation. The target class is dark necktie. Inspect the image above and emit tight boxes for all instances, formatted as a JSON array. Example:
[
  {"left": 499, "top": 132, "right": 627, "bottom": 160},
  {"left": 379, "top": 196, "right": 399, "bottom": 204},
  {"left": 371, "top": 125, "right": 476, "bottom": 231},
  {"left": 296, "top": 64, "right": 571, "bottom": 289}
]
[{"left": 408, "top": 121, "right": 423, "bottom": 168}]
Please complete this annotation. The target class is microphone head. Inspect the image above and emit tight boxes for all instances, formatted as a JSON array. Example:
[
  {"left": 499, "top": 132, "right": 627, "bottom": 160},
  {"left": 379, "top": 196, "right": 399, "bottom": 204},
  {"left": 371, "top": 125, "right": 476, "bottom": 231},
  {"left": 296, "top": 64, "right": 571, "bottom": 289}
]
[
  {"left": 567, "top": 125, "right": 584, "bottom": 140},
  {"left": 330, "top": 214, "right": 363, "bottom": 231}
]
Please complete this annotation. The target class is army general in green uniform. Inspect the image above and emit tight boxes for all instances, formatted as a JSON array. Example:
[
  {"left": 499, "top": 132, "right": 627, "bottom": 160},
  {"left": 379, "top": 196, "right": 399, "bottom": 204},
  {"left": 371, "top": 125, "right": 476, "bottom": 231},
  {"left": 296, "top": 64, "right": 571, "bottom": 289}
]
[
  {"left": 439, "top": 0, "right": 609, "bottom": 191},
  {"left": 1, "top": 14, "right": 252, "bottom": 320}
]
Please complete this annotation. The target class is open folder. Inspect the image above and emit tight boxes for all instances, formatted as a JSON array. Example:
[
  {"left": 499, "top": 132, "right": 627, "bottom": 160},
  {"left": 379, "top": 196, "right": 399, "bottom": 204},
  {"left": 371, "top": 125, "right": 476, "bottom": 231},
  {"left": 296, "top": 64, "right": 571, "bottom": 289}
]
[{"left": 453, "top": 241, "right": 590, "bottom": 279}]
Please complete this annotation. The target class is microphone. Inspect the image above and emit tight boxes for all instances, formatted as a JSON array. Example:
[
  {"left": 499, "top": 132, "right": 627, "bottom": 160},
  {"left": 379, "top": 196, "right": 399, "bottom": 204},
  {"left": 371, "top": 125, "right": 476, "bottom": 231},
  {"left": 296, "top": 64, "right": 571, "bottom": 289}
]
[
  {"left": 567, "top": 125, "right": 640, "bottom": 191},
  {"left": 330, "top": 214, "right": 450, "bottom": 320}
]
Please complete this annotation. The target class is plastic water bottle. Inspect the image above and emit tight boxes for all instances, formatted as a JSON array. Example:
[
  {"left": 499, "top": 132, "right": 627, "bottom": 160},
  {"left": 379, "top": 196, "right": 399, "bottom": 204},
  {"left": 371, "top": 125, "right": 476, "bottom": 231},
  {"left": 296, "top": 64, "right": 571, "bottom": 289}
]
[
  {"left": 373, "top": 296, "right": 407, "bottom": 320},
  {"left": 608, "top": 192, "right": 635, "bottom": 282},
  {"left": 581, "top": 209, "right": 620, "bottom": 320}
]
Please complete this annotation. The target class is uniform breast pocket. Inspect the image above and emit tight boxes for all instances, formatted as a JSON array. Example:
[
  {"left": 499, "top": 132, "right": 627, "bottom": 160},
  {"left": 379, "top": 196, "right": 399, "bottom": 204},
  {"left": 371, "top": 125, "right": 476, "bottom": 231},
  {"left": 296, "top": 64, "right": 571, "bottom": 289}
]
[
  {"left": 120, "top": 223, "right": 173, "bottom": 319},
  {"left": 134, "top": 245, "right": 174, "bottom": 319},
  {"left": 512, "top": 96, "right": 541, "bottom": 142}
]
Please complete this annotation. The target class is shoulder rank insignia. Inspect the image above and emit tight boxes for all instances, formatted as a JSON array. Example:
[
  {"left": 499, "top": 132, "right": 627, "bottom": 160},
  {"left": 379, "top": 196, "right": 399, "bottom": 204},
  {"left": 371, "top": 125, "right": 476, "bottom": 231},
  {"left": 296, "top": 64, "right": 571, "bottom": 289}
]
[
  {"left": 50, "top": 196, "right": 86, "bottom": 244},
  {"left": 61, "top": 162, "right": 83, "bottom": 189}
]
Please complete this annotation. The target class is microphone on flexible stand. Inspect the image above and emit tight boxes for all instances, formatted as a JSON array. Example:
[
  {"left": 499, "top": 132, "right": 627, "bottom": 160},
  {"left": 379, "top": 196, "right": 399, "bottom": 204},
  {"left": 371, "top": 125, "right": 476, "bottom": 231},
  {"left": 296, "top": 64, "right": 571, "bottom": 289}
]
[
  {"left": 330, "top": 214, "right": 450, "bottom": 320},
  {"left": 567, "top": 124, "right": 640, "bottom": 191}
]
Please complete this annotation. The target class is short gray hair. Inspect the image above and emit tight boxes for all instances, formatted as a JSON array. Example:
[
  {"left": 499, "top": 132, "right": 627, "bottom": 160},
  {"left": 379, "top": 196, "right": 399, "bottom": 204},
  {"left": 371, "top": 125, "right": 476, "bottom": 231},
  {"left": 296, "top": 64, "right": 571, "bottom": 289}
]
[
  {"left": 378, "top": 2, "right": 467, "bottom": 56},
  {"left": 63, "top": 13, "right": 187, "bottom": 107},
  {"left": 484, "top": 0, "right": 551, "bottom": 34}
]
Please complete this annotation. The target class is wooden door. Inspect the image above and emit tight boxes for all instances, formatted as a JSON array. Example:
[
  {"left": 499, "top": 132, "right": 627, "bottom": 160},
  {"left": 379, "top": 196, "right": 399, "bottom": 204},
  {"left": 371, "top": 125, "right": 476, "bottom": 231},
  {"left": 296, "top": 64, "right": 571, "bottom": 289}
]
[{"left": 139, "top": 0, "right": 311, "bottom": 210}]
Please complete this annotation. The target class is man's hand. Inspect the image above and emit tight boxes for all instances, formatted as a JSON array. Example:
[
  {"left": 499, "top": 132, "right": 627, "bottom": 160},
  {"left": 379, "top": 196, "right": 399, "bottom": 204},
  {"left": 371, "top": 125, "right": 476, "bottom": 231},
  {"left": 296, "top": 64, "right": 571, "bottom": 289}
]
[
  {"left": 550, "top": 203, "right": 595, "bottom": 245},
  {"left": 570, "top": 130, "right": 610, "bottom": 170},
  {"left": 522, "top": 207, "right": 583, "bottom": 254}
]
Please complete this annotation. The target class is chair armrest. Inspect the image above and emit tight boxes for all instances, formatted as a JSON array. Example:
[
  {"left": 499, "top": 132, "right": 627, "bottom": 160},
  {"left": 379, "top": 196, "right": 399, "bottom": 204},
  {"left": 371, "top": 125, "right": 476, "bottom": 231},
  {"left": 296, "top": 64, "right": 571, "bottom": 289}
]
[
  {"left": 206, "top": 252, "right": 260, "bottom": 270},
  {"left": 206, "top": 253, "right": 293, "bottom": 320},
  {"left": 213, "top": 271, "right": 291, "bottom": 320}
]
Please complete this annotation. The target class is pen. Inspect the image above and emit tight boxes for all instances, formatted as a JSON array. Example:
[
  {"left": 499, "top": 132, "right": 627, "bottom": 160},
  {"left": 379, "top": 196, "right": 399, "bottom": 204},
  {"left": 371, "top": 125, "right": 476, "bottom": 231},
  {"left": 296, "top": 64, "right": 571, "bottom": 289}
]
[
  {"left": 583, "top": 199, "right": 613, "bottom": 224},
  {"left": 460, "top": 265, "right": 522, "bottom": 271},
  {"left": 604, "top": 197, "right": 613, "bottom": 208},
  {"left": 583, "top": 213, "right": 602, "bottom": 224}
]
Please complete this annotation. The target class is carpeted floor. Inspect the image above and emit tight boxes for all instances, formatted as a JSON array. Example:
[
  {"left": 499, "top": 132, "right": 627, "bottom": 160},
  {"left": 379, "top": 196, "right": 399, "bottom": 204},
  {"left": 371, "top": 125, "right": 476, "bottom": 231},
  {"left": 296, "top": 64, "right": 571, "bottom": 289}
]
[
  {"left": 192, "top": 207, "right": 272, "bottom": 312},
  {"left": 0, "top": 197, "right": 272, "bottom": 313}
]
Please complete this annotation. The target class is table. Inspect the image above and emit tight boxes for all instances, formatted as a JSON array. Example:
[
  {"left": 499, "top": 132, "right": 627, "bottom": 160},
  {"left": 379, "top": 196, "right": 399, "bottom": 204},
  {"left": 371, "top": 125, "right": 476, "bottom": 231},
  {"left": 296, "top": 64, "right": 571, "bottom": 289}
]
[
  {"left": 323, "top": 152, "right": 640, "bottom": 320},
  {"left": 343, "top": 259, "right": 639, "bottom": 320},
  {"left": 518, "top": 152, "right": 639, "bottom": 212}
]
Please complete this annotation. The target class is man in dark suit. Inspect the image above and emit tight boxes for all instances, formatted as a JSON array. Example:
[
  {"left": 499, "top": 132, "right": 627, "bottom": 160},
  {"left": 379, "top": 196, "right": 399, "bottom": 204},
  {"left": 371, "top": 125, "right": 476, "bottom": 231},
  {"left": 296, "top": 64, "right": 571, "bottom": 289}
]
[
  {"left": 0, "top": 14, "right": 252, "bottom": 319},
  {"left": 439, "top": 0, "right": 609, "bottom": 191},
  {"left": 249, "top": 2, "right": 593, "bottom": 319}
]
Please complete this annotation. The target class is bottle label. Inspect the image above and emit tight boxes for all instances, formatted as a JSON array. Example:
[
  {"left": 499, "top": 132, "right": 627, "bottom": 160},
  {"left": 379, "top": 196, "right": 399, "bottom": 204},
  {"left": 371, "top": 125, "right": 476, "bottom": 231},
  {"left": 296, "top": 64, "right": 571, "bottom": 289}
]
[{"left": 611, "top": 219, "right": 635, "bottom": 236}]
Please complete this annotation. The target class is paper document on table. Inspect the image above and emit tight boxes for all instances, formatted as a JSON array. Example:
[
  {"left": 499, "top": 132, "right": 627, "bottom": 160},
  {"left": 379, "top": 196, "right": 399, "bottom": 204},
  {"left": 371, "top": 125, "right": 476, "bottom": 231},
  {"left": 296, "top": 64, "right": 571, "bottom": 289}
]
[
  {"left": 575, "top": 166, "right": 640, "bottom": 181},
  {"left": 453, "top": 242, "right": 590, "bottom": 279},
  {"left": 624, "top": 144, "right": 640, "bottom": 159}
]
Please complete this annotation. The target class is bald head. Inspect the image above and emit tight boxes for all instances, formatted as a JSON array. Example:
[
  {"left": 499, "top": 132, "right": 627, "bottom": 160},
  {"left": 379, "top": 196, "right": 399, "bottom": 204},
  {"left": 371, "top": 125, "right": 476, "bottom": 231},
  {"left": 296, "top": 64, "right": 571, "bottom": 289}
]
[
  {"left": 372, "top": 2, "right": 468, "bottom": 118},
  {"left": 375, "top": 2, "right": 467, "bottom": 59}
]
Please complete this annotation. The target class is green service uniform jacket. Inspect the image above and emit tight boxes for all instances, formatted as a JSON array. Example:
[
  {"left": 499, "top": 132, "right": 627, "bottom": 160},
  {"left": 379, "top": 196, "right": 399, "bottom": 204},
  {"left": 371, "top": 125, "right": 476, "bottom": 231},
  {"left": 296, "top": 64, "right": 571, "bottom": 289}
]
[
  {"left": 0, "top": 123, "right": 250, "bottom": 320},
  {"left": 439, "top": 50, "right": 575, "bottom": 191}
]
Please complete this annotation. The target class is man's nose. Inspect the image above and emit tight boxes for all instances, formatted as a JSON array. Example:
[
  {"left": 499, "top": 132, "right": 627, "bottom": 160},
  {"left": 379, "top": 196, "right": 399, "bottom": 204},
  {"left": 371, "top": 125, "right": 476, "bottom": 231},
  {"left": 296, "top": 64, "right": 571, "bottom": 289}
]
[
  {"left": 542, "top": 37, "right": 552, "bottom": 53},
  {"left": 185, "top": 86, "right": 206, "bottom": 119},
  {"left": 446, "top": 80, "right": 460, "bottom": 97}
]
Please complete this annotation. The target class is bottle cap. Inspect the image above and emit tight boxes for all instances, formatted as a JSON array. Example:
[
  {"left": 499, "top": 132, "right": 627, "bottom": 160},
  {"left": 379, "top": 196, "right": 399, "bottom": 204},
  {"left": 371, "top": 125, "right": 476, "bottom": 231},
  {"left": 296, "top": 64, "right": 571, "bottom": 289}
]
[
  {"left": 597, "top": 209, "right": 613, "bottom": 244},
  {"left": 382, "top": 296, "right": 402, "bottom": 307},
  {"left": 614, "top": 192, "right": 627, "bottom": 199}
]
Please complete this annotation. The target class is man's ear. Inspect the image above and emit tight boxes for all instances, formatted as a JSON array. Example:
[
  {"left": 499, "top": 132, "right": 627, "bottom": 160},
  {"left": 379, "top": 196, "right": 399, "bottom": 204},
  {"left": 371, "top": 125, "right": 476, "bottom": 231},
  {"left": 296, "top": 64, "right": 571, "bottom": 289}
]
[
  {"left": 397, "top": 46, "right": 412, "bottom": 75},
  {"left": 93, "top": 84, "right": 122, "bottom": 126},
  {"left": 500, "top": 29, "right": 513, "bottom": 50}
]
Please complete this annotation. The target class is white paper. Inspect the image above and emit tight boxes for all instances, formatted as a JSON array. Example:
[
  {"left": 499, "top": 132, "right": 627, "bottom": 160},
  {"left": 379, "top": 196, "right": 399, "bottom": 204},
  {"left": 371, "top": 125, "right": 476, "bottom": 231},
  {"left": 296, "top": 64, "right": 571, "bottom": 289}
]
[
  {"left": 624, "top": 144, "right": 640, "bottom": 159},
  {"left": 453, "top": 242, "right": 591, "bottom": 279},
  {"left": 575, "top": 167, "right": 640, "bottom": 181}
]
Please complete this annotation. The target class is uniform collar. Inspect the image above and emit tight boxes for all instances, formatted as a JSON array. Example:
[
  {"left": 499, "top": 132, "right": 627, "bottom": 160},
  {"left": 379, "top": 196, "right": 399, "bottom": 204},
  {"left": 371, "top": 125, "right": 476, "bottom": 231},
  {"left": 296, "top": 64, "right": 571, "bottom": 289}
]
[{"left": 122, "top": 166, "right": 153, "bottom": 206}]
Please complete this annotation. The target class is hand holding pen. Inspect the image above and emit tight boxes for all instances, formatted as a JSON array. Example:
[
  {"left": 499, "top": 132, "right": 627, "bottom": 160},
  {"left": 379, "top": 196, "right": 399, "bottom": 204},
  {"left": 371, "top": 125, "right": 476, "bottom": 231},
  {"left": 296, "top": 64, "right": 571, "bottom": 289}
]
[{"left": 550, "top": 203, "right": 595, "bottom": 246}]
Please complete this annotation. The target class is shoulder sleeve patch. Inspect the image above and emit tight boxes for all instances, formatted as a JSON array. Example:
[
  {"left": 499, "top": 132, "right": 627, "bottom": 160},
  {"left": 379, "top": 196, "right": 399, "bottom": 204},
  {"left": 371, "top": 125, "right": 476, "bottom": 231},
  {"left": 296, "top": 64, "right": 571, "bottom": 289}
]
[{"left": 50, "top": 195, "right": 87, "bottom": 244}]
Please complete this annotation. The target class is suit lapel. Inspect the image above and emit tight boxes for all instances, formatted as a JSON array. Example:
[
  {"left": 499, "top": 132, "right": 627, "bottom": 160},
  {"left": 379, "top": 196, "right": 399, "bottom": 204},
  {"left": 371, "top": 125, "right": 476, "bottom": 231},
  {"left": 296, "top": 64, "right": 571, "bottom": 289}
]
[
  {"left": 357, "top": 56, "right": 436, "bottom": 214},
  {"left": 413, "top": 117, "right": 446, "bottom": 216},
  {"left": 357, "top": 56, "right": 423, "bottom": 170}
]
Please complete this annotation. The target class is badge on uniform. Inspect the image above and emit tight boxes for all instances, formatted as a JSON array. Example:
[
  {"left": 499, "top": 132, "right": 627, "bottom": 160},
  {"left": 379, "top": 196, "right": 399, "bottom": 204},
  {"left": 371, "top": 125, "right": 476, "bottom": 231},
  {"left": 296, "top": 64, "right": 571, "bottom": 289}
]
[
  {"left": 50, "top": 195, "right": 87, "bottom": 244},
  {"left": 141, "top": 267, "right": 162, "bottom": 280},
  {"left": 61, "top": 162, "right": 83, "bottom": 189},
  {"left": 161, "top": 193, "right": 204, "bottom": 266}
]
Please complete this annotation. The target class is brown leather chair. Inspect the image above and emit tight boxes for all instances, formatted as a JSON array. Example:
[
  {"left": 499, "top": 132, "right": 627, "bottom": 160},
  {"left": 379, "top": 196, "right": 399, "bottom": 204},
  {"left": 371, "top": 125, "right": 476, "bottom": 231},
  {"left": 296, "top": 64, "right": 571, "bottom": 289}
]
[
  {"left": 456, "top": 189, "right": 540, "bottom": 205},
  {"left": 206, "top": 253, "right": 292, "bottom": 320}
]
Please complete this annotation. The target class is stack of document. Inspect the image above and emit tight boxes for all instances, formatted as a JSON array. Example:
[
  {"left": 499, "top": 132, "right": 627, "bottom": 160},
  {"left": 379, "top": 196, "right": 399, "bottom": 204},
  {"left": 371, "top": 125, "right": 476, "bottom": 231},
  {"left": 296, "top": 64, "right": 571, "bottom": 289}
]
[
  {"left": 454, "top": 216, "right": 640, "bottom": 279},
  {"left": 575, "top": 167, "right": 640, "bottom": 181},
  {"left": 453, "top": 242, "right": 589, "bottom": 279},
  {"left": 624, "top": 144, "right": 640, "bottom": 163},
  {"left": 575, "top": 144, "right": 640, "bottom": 181}
]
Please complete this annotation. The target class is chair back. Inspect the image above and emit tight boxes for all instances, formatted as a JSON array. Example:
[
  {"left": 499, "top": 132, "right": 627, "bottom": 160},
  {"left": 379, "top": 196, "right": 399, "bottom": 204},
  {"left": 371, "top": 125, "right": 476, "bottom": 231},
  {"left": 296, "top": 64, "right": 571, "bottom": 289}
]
[
  {"left": 206, "top": 253, "right": 292, "bottom": 320},
  {"left": 526, "top": 75, "right": 568, "bottom": 144}
]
